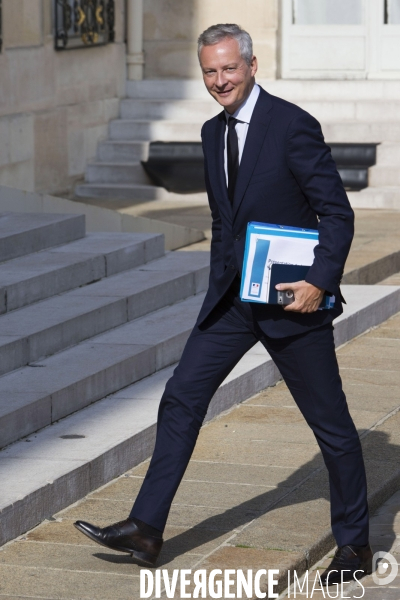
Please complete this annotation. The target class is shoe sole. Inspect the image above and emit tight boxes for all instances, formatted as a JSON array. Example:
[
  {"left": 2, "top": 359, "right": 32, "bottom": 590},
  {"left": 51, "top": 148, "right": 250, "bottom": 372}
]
[{"left": 73, "top": 522, "right": 157, "bottom": 567}]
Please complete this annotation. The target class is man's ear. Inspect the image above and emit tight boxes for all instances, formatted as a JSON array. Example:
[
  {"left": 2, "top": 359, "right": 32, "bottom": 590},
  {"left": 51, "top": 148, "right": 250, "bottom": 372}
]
[{"left": 250, "top": 55, "right": 258, "bottom": 77}]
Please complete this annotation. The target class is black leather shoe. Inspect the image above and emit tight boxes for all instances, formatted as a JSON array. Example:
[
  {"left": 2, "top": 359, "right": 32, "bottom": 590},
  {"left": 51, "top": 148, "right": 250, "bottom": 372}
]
[
  {"left": 320, "top": 544, "right": 373, "bottom": 585},
  {"left": 74, "top": 518, "right": 163, "bottom": 566}
]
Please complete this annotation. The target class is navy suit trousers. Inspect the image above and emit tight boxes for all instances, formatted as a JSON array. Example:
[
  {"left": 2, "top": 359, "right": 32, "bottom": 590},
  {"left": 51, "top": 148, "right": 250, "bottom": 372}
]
[{"left": 130, "top": 280, "right": 369, "bottom": 547}]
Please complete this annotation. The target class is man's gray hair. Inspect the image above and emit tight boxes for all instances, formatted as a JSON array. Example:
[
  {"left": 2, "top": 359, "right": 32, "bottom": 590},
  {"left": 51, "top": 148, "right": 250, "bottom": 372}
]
[{"left": 197, "top": 24, "right": 253, "bottom": 65}]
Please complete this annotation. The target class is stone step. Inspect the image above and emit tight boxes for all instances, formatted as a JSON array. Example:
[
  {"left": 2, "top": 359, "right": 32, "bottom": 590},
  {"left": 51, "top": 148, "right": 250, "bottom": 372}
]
[
  {"left": 126, "top": 79, "right": 211, "bottom": 100},
  {"left": 75, "top": 181, "right": 207, "bottom": 202},
  {"left": 126, "top": 78, "right": 400, "bottom": 101},
  {"left": 0, "top": 232, "right": 164, "bottom": 314},
  {"left": 0, "top": 289, "right": 208, "bottom": 451},
  {"left": 369, "top": 165, "right": 400, "bottom": 187},
  {"left": 375, "top": 141, "right": 400, "bottom": 165},
  {"left": 322, "top": 121, "right": 400, "bottom": 143},
  {"left": 348, "top": 187, "right": 400, "bottom": 210},
  {"left": 0, "top": 213, "right": 85, "bottom": 263},
  {"left": 0, "top": 251, "right": 209, "bottom": 382},
  {"left": 85, "top": 162, "right": 152, "bottom": 185},
  {"left": 301, "top": 100, "right": 400, "bottom": 123},
  {"left": 76, "top": 182, "right": 168, "bottom": 201},
  {"left": 120, "top": 99, "right": 219, "bottom": 121},
  {"left": 97, "top": 140, "right": 150, "bottom": 163},
  {"left": 1, "top": 284, "right": 399, "bottom": 547},
  {"left": 266, "top": 79, "right": 400, "bottom": 102},
  {"left": 109, "top": 119, "right": 202, "bottom": 142},
  {"left": 120, "top": 98, "right": 400, "bottom": 124}
]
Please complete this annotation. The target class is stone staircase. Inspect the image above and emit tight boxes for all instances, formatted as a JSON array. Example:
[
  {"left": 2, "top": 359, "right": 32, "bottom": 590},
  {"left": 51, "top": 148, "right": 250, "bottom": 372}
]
[
  {"left": 0, "top": 212, "right": 211, "bottom": 540},
  {"left": 0, "top": 213, "right": 213, "bottom": 451},
  {"left": 350, "top": 140, "right": 400, "bottom": 209},
  {"left": 75, "top": 79, "right": 400, "bottom": 207}
]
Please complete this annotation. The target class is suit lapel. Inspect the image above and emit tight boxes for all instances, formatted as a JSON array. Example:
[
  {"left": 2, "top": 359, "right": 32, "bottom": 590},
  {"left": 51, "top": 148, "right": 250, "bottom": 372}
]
[{"left": 232, "top": 88, "right": 273, "bottom": 220}]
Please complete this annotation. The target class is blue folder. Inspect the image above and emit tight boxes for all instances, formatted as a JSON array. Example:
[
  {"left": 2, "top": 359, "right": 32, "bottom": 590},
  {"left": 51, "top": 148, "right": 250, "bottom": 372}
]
[{"left": 240, "top": 222, "right": 335, "bottom": 309}]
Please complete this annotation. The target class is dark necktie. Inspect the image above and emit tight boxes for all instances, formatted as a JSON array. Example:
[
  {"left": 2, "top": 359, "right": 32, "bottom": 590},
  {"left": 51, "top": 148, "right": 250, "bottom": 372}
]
[{"left": 227, "top": 117, "right": 239, "bottom": 203}]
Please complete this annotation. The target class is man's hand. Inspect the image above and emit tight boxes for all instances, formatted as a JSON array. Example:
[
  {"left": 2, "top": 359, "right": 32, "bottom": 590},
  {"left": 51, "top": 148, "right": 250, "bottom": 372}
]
[{"left": 275, "top": 280, "right": 325, "bottom": 313}]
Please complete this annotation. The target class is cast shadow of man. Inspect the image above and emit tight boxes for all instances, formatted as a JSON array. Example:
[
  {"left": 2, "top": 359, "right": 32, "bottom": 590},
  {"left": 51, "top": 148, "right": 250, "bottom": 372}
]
[{"left": 94, "top": 429, "right": 400, "bottom": 566}]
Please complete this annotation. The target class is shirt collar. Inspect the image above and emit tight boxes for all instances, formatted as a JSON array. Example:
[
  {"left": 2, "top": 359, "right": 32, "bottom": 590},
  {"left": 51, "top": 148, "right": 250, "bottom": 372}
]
[{"left": 225, "top": 83, "right": 260, "bottom": 124}]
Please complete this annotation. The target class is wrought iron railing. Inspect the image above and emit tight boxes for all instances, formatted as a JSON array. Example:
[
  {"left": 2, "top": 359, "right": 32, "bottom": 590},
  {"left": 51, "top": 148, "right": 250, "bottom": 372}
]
[{"left": 55, "top": 0, "right": 115, "bottom": 50}]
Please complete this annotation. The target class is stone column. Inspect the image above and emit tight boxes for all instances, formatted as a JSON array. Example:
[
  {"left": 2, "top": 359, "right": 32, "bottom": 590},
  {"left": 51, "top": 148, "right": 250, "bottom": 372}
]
[{"left": 126, "top": 0, "right": 144, "bottom": 80}]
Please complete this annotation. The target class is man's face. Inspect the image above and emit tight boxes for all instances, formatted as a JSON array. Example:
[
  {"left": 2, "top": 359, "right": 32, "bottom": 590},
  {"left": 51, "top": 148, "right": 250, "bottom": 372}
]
[{"left": 199, "top": 37, "right": 257, "bottom": 114}]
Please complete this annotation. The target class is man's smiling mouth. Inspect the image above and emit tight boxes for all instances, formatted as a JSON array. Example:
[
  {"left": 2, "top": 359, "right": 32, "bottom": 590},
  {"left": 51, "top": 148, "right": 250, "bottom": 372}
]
[{"left": 216, "top": 88, "right": 234, "bottom": 96}]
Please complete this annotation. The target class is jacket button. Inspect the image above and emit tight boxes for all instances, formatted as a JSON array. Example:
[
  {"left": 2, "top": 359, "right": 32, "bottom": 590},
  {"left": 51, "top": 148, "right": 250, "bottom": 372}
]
[
  {"left": 230, "top": 265, "right": 236, "bottom": 270},
  {"left": 234, "top": 235, "right": 240, "bottom": 241}
]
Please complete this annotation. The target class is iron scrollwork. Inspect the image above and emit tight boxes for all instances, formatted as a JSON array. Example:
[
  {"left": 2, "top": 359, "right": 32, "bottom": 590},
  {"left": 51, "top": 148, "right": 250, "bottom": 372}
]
[{"left": 55, "top": 0, "right": 115, "bottom": 50}]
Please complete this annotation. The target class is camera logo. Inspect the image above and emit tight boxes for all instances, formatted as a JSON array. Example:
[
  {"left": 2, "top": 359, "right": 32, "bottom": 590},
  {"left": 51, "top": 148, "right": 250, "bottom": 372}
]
[{"left": 372, "top": 551, "right": 398, "bottom": 586}]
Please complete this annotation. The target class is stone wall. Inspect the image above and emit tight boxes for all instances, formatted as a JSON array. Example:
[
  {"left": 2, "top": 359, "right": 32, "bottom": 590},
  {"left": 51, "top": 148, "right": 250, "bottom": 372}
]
[
  {"left": 143, "top": 0, "right": 279, "bottom": 80},
  {"left": 0, "top": 0, "right": 126, "bottom": 194}
]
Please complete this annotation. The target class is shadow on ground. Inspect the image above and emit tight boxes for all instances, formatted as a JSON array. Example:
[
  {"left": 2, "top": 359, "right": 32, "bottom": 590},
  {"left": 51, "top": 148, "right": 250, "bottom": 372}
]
[{"left": 91, "top": 429, "right": 400, "bottom": 566}]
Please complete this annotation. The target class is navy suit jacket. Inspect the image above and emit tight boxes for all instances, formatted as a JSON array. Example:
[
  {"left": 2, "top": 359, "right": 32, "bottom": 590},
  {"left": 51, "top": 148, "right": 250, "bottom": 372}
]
[{"left": 197, "top": 86, "right": 355, "bottom": 338}]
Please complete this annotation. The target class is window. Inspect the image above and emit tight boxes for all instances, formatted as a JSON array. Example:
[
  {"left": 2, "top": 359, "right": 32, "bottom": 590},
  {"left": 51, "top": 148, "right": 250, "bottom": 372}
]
[
  {"left": 54, "top": 0, "right": 115, "bottom": 50},
  {"left": 385, "top": 0, "right": 400, "bottom": 23},
  {"left": 293, "top": 0, "right": 363, "bottom": 25}
]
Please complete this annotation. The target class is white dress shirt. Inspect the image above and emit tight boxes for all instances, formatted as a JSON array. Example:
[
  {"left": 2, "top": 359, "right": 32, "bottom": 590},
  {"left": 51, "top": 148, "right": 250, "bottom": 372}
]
[{"left": 224, "top": 83, "right": 260, "bottom": 186}]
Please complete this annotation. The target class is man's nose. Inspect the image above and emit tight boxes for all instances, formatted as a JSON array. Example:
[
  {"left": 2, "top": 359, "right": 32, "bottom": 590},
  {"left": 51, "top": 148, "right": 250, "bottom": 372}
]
[{"left": 215, "top": 70, "right": 228, "bottom": 88}]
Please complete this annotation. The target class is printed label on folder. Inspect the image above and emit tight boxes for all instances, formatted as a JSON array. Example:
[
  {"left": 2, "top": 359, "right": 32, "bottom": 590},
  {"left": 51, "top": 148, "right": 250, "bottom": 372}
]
[
  {"left": 248, "top": 238, "right": 270, "bottom": 298},
  {"left": 250, "top": 282, "right": 260, "bottom": 295}
]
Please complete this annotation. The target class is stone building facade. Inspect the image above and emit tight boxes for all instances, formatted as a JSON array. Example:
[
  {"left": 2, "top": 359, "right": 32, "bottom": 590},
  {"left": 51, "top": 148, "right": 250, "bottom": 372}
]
[{"left": 0, "top": 0, "right": 126, "bottom": 194}]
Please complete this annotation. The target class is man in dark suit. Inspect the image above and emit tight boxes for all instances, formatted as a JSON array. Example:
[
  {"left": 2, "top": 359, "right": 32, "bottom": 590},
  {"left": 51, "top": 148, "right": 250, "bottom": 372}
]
[{"left": 75, "top": 24, "right": 372, "bottom": 583}]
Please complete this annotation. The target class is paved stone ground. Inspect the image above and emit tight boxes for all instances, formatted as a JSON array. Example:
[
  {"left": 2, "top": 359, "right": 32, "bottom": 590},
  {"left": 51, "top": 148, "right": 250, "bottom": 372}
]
[
  {"left": 282, "top": 490, "right": 400, "bottom": 599},
  {"left": 343, "top": 209, "right": 400, "bottom": 284},
  {"left": 1, "top": 309, "right": 400, "bottom": 599},
  {"left": 69, "top": 194, "right": 214, "bottom": 240},
  {"left": 383, "top": 272, "right": 400, "bottom": 286}
]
